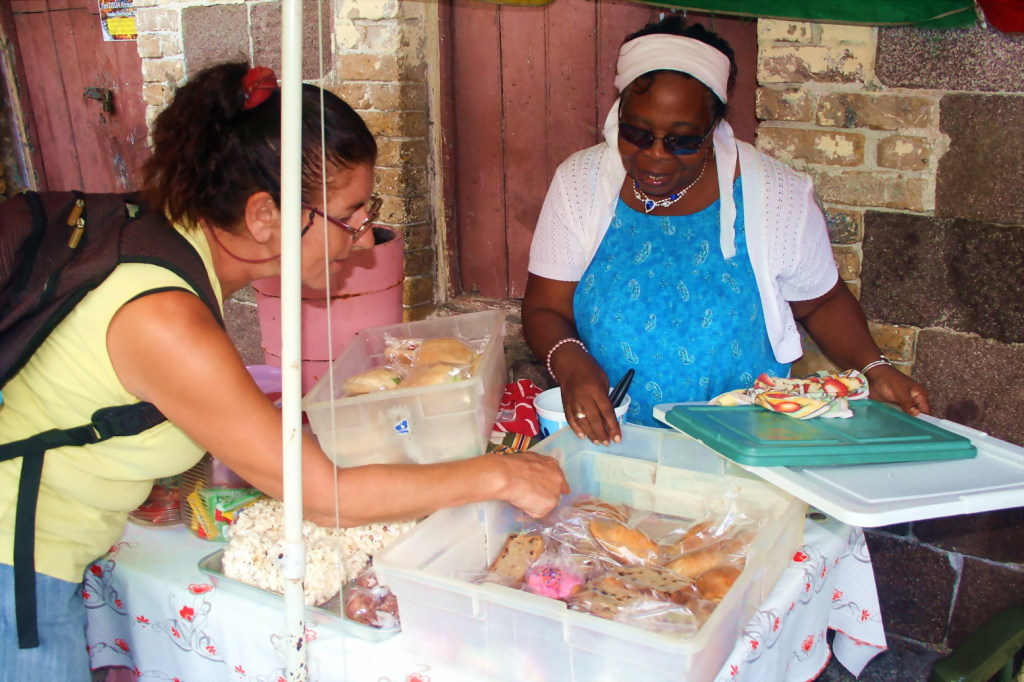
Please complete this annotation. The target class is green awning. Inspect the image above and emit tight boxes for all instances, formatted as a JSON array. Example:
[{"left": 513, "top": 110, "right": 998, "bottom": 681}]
[
  {"left": 642, "top": 1, "right": 978, "bottom": 28},
  {"left": 478, "top": 0, "right": 980, "bottom": 29}
]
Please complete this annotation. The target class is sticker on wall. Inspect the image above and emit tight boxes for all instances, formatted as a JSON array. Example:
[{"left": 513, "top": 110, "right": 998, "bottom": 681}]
[{"left": 99, "top": 0, "right": 138, "bottom": 41}]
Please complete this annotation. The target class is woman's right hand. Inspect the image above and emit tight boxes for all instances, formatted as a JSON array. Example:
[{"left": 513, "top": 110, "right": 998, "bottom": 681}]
[
  {"left": 491, "top": 451, "right": 570, "bottom": 518},
  {"left": 555, "top": 351, "right": 622, "bottom": 446},
  {"left": 521, "top": 274, "right": 622, "bottom": 446}
]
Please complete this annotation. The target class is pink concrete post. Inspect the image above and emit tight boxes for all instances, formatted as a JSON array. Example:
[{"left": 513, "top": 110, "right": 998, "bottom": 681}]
[{"left": 253, "top": 226, "right": 405, "bottom": 393}]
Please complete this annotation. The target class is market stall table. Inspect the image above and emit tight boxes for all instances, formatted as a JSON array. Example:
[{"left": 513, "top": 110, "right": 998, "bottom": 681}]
[{"left": 86, "top": 515, "right": 885, "bottom": 682}]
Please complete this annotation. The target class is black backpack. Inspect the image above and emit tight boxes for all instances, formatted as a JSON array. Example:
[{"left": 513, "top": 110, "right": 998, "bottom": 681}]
[{"left": 0, "top": 190, "right": 223, "bottom": 649}]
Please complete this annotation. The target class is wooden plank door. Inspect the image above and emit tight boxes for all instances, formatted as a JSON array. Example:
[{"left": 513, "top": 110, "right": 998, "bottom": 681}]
[
  {"left": 442, "top": 0, "right": 757, "bottom": 299},
  {"left": 9, "top": 0, "right": 148, "bottom": 192}
]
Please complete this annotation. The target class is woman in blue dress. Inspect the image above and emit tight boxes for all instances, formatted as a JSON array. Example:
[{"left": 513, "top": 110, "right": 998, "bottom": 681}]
[{"left": 523, "top": 16, "right": 930, "bottom": 445}]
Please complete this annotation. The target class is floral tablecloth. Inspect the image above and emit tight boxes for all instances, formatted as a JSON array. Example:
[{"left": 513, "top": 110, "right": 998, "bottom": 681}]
[{"left": 86, "top": 514, "right": 885, "bottom": 682}]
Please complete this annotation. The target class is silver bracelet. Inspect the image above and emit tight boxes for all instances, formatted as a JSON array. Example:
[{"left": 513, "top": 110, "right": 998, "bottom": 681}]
[
  {"left": 545, "top": 337, "right": 587, "bottom": 382},
  {"left": 860, "top": 355, "right": 894, "bottom": 374}
]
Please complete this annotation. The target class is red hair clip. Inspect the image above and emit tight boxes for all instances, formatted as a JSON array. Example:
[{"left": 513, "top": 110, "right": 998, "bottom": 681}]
[{"left": 242, "top": 66, "right": 277, "bottom": 110}]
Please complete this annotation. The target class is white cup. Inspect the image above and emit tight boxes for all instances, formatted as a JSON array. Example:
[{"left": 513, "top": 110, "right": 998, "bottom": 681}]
[{"left": 534, "top": 387, "right": 631, "bottom": 439}]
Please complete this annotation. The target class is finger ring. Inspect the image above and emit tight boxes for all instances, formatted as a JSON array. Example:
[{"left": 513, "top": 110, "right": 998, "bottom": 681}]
[{"left": 575, "top": 411, "right": 586, "bottom": 419}]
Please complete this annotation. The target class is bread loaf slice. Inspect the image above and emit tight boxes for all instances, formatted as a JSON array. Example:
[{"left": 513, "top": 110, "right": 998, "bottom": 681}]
[{"left": 489, "top": 533, "right": 544, "bottom": 585}]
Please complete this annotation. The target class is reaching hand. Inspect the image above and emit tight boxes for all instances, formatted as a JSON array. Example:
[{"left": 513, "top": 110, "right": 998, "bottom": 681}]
[
  {"left": 865, "top": 365, "right": 931, "bottom": 416},
  {"left": 492, "top": 451, "right": 570, "bottom": 518}
]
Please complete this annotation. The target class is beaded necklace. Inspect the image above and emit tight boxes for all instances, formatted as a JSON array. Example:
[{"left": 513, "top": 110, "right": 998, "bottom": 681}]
[{"left": 632, "top": 148, "right": 711, "bottom": 214}]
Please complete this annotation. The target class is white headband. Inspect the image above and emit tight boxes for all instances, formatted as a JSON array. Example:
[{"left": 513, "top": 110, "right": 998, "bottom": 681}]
[
  {"left": 603, "top": 33, "right": 738, "bottom": 259},
  {"left": 614, "top": 34, "right": 731, "bottom": 103}
]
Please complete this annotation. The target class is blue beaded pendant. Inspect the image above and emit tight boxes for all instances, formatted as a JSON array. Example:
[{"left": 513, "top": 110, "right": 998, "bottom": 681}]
[
  {"left": 642, "top": 192, "right": 681, "bottom": 213},
  {"left": 635, "top": 179, "right": 685, "bottom": 213}
]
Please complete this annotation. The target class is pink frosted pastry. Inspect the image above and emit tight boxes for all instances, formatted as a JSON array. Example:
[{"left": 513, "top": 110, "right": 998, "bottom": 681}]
[{"left": 525, "top": 564, "right": 585, "bottom": 600}]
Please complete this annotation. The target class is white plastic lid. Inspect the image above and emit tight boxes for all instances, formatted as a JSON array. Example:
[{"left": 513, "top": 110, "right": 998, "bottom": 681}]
[{"left": 653, "top": 404, "right": 1024, "bottom": 527}]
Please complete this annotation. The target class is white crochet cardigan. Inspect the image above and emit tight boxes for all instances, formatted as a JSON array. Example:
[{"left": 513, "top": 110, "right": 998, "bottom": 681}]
[{"left": 528, "top": 140, "right": 838, "bottom": 364}]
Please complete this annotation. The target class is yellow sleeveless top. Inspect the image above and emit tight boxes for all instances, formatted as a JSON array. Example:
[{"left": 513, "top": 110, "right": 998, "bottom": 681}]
[{"left": 0, "top": 224, "right": 223, "bottom": 582}]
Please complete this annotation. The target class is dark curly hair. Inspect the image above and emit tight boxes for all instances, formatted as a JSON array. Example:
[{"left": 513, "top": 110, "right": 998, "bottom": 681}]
[
  {"left": 142, "top": 62, "right": 376, "bottom": 232},
  {"left": 623, "top": 15, "right": 737, "bottom": 120}
]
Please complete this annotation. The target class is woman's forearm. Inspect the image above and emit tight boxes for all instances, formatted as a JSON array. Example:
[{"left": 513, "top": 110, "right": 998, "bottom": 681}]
[
  {"left": 790, "top": 280, "right": 884, "bottom": 372},
  {"left": 790, "top": 280, "right": 931, "bottom": 414},
  {"left": 296, "top": 433, "right": 568, "bottom": 528},
  {"left": 522, "top": 278, "right": 579, "bottom": 358},
  {"left": 303, "top": 452, "right": 503, "bottom": 527}
]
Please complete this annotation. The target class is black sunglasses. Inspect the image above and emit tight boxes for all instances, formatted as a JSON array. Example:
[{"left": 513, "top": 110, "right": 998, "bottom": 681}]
[{"left": 618, "top": 122, "right": 714, "bottom": 156}]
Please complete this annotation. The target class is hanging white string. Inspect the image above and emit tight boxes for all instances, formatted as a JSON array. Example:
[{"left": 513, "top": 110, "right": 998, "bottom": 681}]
[
  {"left": 279, "top": 0, "right": 308, "bottom": 679},
  {"left": 311, "top": 1, "right": 354, "bottom": 674},
  {"left": 313, "top": 0, "right": 342, "bottom": 535},
  {"left": 311, "top": 8, "right": 351, "bottom": 671}
]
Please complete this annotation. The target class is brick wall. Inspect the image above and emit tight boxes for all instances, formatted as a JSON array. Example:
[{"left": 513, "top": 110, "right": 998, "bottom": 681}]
[
  {"left": 131, "top": 0, "right": 438, "bottom": 363},
  {"left": 331, "top": 0, "right": 437, "bottom": 321},
  {"left": 756, "top": 18, "right": 1024, "bottom": 657},
  {"left": 756, "top": 21, "right": 938, "bottom": 372}
]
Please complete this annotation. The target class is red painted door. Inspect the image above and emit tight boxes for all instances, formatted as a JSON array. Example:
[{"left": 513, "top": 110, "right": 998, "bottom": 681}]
[
  {"left": 9, "top": 0, "right": 148, "bottom": 192},
  {"left": 442, "top": 1, "right": 757, "bottom": 299}
]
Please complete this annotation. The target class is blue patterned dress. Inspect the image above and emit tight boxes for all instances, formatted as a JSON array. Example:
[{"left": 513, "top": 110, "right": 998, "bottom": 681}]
[{"left": 573, "top": 179, "right": 790, "bottom": 426}]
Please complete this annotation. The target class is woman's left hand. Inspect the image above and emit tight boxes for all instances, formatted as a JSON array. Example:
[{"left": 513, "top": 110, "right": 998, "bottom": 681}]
[{"left": 864, "top": 364, "right": 931, "bottom": 416}]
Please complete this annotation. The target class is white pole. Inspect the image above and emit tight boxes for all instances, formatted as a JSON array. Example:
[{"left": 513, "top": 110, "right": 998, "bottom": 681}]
[{"left": 279, "top": 0, "right": 308, "bottom": 679}]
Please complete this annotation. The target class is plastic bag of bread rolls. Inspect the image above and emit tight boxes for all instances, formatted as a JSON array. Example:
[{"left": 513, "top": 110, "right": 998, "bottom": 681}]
[
  {"left": 468, "top": 493, "right": 772, "bottom": 638},
  {"left": 344, "top": 333, "right": 482, "bottom": 397},
  {"left": 383, "top": 334, "right": 483, "bottom": 373},
  {"left": 545, "top": 497, "right": 633, "bottom": 548},
  {"left": 411, "top": 336, "right": 477, "bottom": 367},
  {"left": 663, "top": 498, "right": 759, "bottom": 582},
  {"left": 383, "top": 335, "right": 422, "bottom": 370},
  {"left": 400, "top": 361, "right": 473, "bottom": 388},
  {"left": 342, "top": 366, "right": 402, "bottom": 396},
  {"left": 610, "top": 594, "right": 704, "bottom": 637}
]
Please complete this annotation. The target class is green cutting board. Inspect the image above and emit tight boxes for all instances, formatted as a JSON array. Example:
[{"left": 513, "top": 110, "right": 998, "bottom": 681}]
[{"left": 661, "top": 400, "right": 977, "bottom": 466}]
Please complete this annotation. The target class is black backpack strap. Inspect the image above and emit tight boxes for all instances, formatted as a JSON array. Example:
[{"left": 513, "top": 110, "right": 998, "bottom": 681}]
[
  {"left": 12, "top": 449, "right": 44, "bottom": 648},
  {"left": 12, "top": 448, "right": 43, "bottom": 647},
  {"left": 0, "top": 402, "right": 166, "bottom": 649},
  {"left": 0, "top": 402, "right": 166, "bottom": 462}
]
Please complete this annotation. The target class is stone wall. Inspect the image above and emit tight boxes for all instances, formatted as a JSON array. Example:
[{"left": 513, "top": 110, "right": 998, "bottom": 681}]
[
  {"left": 131, "top": 0, "right": 438, "bottom": 364},
  {"left": 756, "top": 18, "right": 1024, "bottom": 657}
]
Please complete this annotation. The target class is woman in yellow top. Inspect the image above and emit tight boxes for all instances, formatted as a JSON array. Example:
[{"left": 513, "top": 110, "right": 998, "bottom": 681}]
[{"left": 0, "top": 62, "right": 568, "bottom": 681}]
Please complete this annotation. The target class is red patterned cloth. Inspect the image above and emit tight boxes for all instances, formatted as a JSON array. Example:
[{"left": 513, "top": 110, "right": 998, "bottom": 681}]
[
  {"left": 711, "top": 370, "right": 869, "bottom": 419},
  {"left": 491, "top": 379, "right": 543, "bottom": 438}
]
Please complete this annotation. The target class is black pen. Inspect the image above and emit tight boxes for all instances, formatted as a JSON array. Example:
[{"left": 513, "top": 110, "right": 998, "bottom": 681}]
[{"left": 609, "top": 368, "right": 635, "bottom": 409}]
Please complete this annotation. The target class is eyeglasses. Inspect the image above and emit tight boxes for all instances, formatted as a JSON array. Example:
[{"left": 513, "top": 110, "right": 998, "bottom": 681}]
[
  {"left": 618, "top": 122, "right": 714, "bottom": 156},
  {"left": 300, "top": 195, "right": 382, "bottom": 242}
]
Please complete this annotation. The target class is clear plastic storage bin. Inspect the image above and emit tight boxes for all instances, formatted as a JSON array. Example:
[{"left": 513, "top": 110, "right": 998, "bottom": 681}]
[
  {"left": 302, "top": 310, "right": 507, "bottom": 466},
  {"left": 374, "top": 425, "right": 807, "bottom": 682}
]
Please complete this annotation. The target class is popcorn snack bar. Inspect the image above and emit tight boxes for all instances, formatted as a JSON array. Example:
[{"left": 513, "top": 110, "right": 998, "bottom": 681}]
[{"left": 219, "top": 498, "right": 414, "bottom": 621}]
